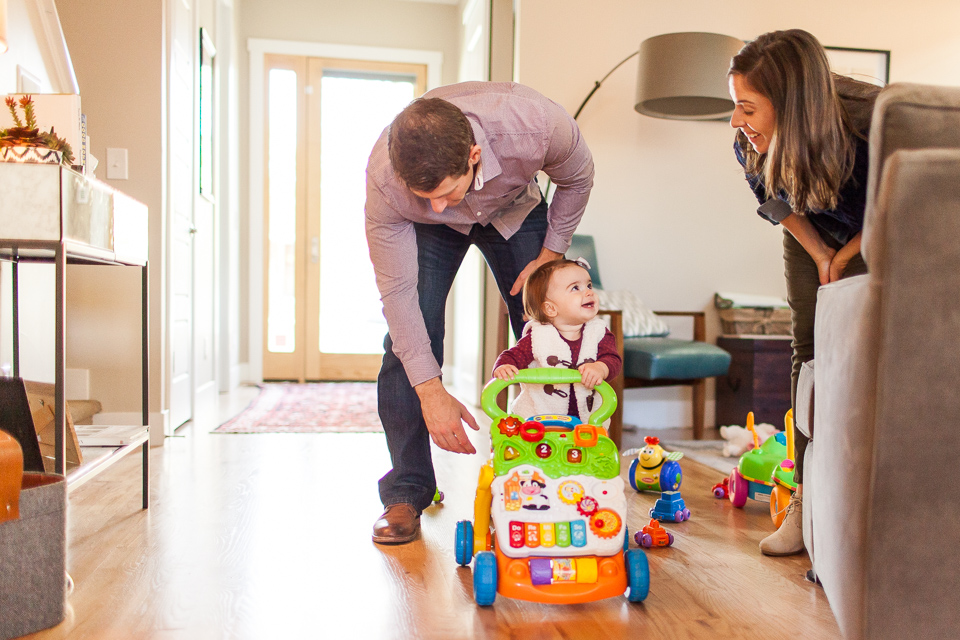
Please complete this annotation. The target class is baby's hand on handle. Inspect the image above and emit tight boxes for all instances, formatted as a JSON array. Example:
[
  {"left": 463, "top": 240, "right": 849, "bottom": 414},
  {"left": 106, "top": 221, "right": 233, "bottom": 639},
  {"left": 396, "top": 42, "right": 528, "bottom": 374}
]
[
  {"left": 578, "top": 362, "right": 609, "bottom": 390},
  {"left": 494, "top": 365, "right": 518, "bottom": 381}
]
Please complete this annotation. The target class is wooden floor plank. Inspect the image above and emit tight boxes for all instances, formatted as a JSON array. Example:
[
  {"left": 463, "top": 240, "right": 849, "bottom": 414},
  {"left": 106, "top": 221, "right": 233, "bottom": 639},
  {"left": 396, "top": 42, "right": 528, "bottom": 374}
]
[{"left": 25, "top": 391, "right": 840, "bottom": 640}]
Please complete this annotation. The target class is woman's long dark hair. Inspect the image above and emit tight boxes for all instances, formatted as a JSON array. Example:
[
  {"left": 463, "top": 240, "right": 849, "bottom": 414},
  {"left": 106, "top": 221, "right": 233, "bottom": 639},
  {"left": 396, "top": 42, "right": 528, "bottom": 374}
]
[{"left": 730, "top": 29, "right": 860, "bottom": 213}]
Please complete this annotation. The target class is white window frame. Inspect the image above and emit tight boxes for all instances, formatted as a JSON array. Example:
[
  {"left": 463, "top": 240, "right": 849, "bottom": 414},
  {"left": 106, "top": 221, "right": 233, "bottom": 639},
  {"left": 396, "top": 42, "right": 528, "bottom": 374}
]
[{"left": 246, "top": 39, "right": 442, "bottom": 381}]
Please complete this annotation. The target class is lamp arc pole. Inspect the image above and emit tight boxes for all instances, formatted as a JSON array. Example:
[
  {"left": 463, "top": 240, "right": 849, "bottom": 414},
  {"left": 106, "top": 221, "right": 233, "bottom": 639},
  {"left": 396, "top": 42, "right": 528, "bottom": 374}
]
[{"left": 544, "top": 49, "right": 640, "bottom": 201}]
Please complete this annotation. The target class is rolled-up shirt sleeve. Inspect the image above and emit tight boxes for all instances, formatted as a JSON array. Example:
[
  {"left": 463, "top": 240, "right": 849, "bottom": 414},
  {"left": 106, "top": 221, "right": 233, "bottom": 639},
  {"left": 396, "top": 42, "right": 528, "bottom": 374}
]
[
  {"left": 757, "top": 197, "right": 793, "bottom": 224},
  {"left": 734, "top": 138, "right": 793, "bottom": 226},
  {"left": 540, "top": 99, "right": 594, "bottom": 254},
  {"left": 365, "top": 179, "right": 441, "bottom": 387}
]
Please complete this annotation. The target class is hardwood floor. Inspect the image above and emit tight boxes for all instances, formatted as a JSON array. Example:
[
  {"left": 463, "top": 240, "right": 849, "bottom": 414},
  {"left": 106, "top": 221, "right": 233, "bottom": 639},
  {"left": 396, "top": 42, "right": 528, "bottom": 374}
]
[{"left": 27, "top": 389, "right": 841, "bottom": 639}]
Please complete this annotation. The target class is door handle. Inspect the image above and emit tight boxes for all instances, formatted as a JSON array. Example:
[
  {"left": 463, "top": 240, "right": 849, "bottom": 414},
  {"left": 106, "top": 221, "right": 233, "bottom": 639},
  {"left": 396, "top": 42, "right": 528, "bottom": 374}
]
[{"left": 310, "top": 236, "right": 319, "bottom": 264}]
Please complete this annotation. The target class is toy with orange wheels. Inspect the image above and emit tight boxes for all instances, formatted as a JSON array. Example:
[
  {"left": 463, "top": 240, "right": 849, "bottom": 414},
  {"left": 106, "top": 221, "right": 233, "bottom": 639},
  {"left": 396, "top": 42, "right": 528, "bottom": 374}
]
[
  {"left": 769, "top": 410, "right": 798, "bottom": 528},
  {"left": 727, "top": 410, "right": 798, "bottom": 529},
  {"left": 454, "top": 368, "right": 649, "bottom": 606}
]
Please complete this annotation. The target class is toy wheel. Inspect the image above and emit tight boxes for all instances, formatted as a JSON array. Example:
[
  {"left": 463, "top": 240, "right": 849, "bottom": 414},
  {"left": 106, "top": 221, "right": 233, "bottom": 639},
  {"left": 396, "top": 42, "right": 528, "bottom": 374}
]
[
  {"left": 625, "top": 549, "right": 650, "bottom": 602},
  {"left": 455, "top": 520, "right": 474, "bottom": 567},
  {"left": 628, "top": 458, "right": 640, "bottom": 492},
  {"left": 682, "top": 508, "right": 691, "bottom": 521},
  {"left": 666, "top": 532, "right": 674, "bottom": 546},
  {"left": 639, "top": 533, "right": 652, "bottom": 548},
  {"left": 660, "top": 460, "right": 683, "bottom": 491},
  {"left": 673, "top": 510, "right": 684, "bottom": 523},
  {"left": 770, "top": 485, "right": 792, "bottom": 529},
  {"left": 473, "top": 551, "right": 498, "bottom": 606},
  {"left": 729, "top": 468, "right": 748, "bottom": 508}
]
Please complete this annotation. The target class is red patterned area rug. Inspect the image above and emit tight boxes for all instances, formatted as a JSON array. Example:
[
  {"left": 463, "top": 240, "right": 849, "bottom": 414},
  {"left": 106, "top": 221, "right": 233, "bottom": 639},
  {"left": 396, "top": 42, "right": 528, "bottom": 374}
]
[{"left": 213, "top": 382, "right": 383, "bottom": 434}]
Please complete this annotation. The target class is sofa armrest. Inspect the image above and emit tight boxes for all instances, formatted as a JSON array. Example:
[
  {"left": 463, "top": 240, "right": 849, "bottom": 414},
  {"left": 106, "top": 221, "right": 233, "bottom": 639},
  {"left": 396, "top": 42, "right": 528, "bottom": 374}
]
[{"left": 795, "top": 361, "right": 814, "bottom": 440}]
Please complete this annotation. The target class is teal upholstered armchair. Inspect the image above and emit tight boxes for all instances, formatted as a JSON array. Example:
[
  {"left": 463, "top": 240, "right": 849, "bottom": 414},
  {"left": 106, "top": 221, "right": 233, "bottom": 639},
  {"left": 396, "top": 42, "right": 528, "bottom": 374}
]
[{"left": 567, "top": 235, "right": 731, "bottom": 444}]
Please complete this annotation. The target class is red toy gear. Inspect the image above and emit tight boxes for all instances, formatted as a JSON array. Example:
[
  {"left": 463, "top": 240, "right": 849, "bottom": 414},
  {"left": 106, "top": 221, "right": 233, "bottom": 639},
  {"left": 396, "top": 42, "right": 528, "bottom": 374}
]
[{"left": 576, "top": 495, "right": 599, "bottom": 517}]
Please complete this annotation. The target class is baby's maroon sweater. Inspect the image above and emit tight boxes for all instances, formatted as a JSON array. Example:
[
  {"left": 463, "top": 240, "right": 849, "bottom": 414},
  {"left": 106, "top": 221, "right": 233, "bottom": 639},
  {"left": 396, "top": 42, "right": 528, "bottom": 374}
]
[{"left": 493, "top": 328, "right": 622, "bottom": 419}]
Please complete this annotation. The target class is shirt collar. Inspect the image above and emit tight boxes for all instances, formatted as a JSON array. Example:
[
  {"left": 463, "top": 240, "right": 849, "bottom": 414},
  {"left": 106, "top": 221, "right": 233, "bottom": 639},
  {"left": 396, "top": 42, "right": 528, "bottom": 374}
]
[{"left": 469, "top": 117, "right": 501, "bottom": 191}]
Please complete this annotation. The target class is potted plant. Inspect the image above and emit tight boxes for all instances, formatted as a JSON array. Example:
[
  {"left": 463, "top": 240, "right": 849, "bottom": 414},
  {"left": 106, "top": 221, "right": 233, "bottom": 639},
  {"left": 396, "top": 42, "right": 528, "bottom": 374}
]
[{"left": 1, "top": 95, "right": 74, "bottom": 165}]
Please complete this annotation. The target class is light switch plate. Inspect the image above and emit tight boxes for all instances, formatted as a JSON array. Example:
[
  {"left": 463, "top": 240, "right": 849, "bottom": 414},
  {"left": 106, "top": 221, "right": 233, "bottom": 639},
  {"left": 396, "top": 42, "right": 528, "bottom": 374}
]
[{"left": 106, "top": 147, "right": 128, "bottom": 180}]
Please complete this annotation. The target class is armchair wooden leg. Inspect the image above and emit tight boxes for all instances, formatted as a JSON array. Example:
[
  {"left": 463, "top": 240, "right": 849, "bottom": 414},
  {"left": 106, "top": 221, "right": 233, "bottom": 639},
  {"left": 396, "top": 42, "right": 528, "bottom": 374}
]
[
  {"left": 692, "top": 379, "right": 706, "bottom": 440},
  {"left": 609, "top": 374, "right": 624, "bottom": 449}
]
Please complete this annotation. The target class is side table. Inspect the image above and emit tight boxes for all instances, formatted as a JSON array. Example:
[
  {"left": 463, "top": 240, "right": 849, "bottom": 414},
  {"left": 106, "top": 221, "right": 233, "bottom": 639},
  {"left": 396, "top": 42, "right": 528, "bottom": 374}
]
[{"left": 715, "top": 335, "right": 793, "bottom": 428}]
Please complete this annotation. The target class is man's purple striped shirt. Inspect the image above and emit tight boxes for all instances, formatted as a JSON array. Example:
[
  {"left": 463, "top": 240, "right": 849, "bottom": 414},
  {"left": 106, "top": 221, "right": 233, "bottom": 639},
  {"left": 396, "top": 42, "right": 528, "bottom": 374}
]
[{"left": 365, "top": 82, "right": 594, "bottom": 386}]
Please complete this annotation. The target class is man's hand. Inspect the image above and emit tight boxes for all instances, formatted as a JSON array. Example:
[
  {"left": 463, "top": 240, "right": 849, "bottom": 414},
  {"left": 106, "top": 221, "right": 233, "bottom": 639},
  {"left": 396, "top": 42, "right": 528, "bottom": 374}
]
[
  {"left": 493, "top": 364, "right": 519, "bottom": 381},
  {"left": 578, "top": 361, "right": 608, "bottom": 389},
  {"left": 415, "top": 377, "right": 479, "bottom": 454},
  {"left": 510, "top": 247, "right": 564, "bottom": 296}
]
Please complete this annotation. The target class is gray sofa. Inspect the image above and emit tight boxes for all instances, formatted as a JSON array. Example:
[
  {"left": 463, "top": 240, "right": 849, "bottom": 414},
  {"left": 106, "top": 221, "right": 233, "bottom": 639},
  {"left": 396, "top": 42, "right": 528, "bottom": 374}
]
[{"left": 797, "top": 83, "right": 960, "bottom": 639}]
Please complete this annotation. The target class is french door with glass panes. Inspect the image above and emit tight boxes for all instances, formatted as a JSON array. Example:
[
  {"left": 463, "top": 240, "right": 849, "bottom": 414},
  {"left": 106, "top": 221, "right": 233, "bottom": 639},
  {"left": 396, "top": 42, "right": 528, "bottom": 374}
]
[{"left": 262, "top": 55, "right": 426, "bottom": 381}]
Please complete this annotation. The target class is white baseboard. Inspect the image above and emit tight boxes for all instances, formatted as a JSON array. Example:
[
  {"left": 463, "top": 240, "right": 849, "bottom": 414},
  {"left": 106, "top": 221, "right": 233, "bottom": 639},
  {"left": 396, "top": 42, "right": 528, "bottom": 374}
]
[
  {"left": 621, "top": 388, "right": 717, "bottom": 431},
  {"left": 229, "top": 364, "right": 242, "bottom": 390},
  {"left": 238, "top": 362, "right": 256, "bottom": 385}
]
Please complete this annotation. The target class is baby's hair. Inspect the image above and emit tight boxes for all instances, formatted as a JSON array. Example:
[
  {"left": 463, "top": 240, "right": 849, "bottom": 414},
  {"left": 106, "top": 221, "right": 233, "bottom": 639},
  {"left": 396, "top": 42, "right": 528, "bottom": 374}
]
[{"left": 522, "top": 259, "right": 590, "bottom": 324}]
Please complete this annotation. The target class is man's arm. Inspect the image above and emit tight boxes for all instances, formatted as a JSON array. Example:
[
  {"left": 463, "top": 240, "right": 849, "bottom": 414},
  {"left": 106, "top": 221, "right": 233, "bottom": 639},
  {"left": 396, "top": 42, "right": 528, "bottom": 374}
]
[
  {"left": 540, "top": 100, "right": 594, "bottom": 251},
  {"left": 510, "top": 99, "right": 595, "bottom": 295},
  {"left": 365, "top": 178, "right": 479, "bottom": 454}
]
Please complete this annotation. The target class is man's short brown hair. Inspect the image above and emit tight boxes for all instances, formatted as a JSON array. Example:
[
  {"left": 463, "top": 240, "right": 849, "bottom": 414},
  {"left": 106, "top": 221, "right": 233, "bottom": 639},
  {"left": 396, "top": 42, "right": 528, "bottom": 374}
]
[
  {"left": 523, "top": 259, "right": 584, "bottom": 324},
  {"left": 388, "top": 98, "right": 476, "bottom": 192}
]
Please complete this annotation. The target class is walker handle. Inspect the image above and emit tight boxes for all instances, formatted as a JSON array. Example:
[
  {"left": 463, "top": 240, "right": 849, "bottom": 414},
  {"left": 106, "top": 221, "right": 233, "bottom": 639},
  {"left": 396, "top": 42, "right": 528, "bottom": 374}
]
[{"left": 480, "top": 368, "right": 617, "bottom": 427}]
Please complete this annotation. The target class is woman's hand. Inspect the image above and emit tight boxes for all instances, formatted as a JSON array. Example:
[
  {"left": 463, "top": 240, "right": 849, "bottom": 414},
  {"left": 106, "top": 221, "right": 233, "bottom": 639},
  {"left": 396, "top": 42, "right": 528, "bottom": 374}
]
[
  {"left": 493, "top": 364, "right": 518, "bottom": 381},
  {"left": 780, "top": 212, "right": 836, "bottom": 285},
  {"left": 828, "top": 232, "right": 862, "bottom": 283},
  {"left": 814, "top": 247, "right": 838, "bottom": 286},
  {"left": 578, "top": 362, "right": 609, "bottom": 390}
]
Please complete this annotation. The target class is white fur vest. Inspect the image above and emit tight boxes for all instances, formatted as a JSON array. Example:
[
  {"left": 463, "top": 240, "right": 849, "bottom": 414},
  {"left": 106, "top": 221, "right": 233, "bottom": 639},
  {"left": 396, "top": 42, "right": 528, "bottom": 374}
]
[{"left": 510, "top": 317, "right": 607, "bottom": 422}]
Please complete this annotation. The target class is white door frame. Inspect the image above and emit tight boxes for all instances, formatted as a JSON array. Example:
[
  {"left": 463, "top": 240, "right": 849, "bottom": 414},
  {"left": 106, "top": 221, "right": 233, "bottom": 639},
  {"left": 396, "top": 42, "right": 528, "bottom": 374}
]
[{"left": 246, "top": 39, "right": 443, "bottom": 382}]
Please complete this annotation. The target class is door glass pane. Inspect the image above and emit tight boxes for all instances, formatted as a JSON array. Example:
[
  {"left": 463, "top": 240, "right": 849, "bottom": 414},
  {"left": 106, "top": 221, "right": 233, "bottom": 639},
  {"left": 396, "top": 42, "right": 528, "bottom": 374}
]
[
  {"left": 267, "top": 68, "right": 298, "bottom": 353},
  {"left": 318, "top": 73, "right": 416, "bottom": 354}
]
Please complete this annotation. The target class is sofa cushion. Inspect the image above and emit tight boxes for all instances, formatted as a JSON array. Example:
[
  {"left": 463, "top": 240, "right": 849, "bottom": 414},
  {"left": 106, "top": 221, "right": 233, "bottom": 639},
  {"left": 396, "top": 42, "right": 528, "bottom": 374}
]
[{"left": 622, "top": 338, "right": 731, "bottom": 380}]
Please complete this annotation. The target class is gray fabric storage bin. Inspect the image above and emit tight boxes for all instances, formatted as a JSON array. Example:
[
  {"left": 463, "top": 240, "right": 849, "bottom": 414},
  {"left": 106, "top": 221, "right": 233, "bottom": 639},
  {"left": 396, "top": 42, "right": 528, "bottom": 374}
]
[{"left": 0, "top": 473, "right": 66, "bottom": 640}]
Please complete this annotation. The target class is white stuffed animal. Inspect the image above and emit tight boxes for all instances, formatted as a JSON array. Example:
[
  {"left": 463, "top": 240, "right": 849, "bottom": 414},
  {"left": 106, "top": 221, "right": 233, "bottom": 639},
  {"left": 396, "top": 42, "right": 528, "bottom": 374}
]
[{"left": 719, "top": 423, "right": 779, "bottom": 457}]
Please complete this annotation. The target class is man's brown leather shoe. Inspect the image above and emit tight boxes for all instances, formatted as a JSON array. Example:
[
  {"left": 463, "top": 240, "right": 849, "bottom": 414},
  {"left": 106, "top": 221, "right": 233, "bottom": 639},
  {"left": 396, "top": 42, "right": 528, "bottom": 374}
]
[{"left": 372, "top": 503, "right": 421, "bottom": 544}]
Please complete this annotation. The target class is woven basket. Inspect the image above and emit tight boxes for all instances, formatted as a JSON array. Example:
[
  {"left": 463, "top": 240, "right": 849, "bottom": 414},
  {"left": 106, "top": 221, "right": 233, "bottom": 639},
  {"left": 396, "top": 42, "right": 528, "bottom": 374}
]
[{"left": 718, "top": 307, "right": 792, "bottom": 336}]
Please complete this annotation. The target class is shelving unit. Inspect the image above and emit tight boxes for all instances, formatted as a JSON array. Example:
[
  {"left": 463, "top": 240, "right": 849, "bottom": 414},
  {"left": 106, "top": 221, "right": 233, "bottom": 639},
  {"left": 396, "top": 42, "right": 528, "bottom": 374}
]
[{"left": 0, "top": 161, "right": 149, "bottom": 508}]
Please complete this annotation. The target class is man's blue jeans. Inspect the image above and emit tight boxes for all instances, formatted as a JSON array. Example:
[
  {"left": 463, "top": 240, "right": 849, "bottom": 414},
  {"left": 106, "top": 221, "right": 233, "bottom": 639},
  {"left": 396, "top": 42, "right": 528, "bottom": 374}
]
[{"left": 377, "top": 199, "right": 549, "bottom": 512}]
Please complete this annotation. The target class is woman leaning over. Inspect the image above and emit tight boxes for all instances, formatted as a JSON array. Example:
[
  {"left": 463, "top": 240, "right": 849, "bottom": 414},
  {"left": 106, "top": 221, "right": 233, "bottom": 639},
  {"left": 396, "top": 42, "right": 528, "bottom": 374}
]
[{"left": 728, "top": 29, "right": 881, "bottom": 556}]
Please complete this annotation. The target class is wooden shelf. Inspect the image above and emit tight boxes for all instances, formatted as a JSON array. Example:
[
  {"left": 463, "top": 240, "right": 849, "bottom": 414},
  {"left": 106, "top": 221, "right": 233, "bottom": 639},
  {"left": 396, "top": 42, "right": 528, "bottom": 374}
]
[
  {"left": 0, "top": 161, "right": 149, "bottom": 508},
  {"left": 69, "top": 430, "right": 149, "bottom": 493}
]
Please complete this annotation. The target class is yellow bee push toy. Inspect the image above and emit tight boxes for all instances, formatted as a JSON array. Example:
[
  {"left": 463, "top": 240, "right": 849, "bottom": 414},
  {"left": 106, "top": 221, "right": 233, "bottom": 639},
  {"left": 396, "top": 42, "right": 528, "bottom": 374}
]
[
  {"left": 628, "top": 436, "right": 684, "bottom": 493},
  {"left": 455, "top": 368, "right": 649, "bottom": 606}
]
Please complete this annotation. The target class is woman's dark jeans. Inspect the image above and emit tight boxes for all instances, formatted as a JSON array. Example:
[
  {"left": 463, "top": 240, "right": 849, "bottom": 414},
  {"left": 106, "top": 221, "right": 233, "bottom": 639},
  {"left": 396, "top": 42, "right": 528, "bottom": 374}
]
[
  {"left": 377, "top": 199, "right": 549, "bottom": 511},
  {"left": 783, "top": 230, "right": 867, "bottom": 483}
]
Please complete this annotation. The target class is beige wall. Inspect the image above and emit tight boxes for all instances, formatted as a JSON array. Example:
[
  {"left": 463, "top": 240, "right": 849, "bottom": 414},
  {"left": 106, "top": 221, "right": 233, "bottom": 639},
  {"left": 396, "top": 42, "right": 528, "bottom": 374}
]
[
  {"left": 516, "top": 0, "right": 960, "bottom": 428},
  {"left": 54, "top": 0, "right": 164, "bottom": 415}
]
